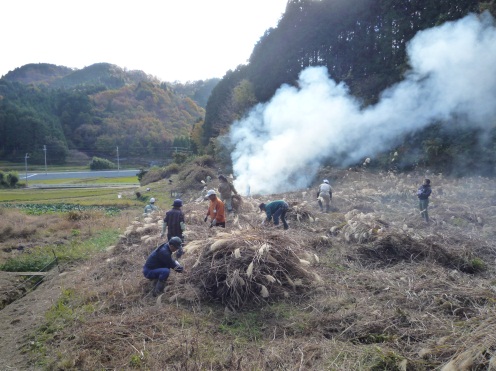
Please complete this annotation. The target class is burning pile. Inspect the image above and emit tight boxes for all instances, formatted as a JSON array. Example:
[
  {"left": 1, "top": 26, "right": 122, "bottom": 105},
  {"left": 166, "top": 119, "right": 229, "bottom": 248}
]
[{"left": 185, "top": 230, "right": 320, "bottom": 309}]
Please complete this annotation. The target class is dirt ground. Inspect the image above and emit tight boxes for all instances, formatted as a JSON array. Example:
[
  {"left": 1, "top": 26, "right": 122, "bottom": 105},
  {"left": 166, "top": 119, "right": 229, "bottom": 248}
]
[{"left": 0, "top": 269, "right": 74, "bottom": 370}]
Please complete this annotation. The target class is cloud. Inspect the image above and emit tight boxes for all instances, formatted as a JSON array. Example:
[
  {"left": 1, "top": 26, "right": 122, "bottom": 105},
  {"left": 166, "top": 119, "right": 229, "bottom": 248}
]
[{"left": 229, "top": 12, "right": 496, "bottom": 195}]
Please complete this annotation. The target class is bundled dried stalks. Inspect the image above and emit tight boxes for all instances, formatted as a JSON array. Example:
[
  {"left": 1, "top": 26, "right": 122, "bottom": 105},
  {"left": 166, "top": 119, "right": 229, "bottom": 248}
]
[
  {"left": 187, "top": 231, "right": 319, "bottom": 309},
  {"left": 340, "top": 209, "right": 383, "bottom": 243},
  {"left": 288, "top": 203, "right": 317, "bottom": 223}
]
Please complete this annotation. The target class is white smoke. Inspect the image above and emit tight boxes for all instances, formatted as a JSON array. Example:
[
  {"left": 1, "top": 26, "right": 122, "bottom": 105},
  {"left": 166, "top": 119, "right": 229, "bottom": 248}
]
[{"left": 229, "top": 12, "right": 496, "bottom": 195}]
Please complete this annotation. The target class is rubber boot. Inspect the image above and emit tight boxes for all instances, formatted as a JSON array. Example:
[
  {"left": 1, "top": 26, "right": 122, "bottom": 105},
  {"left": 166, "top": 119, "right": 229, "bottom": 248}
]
[
  {"left": 150, "top": 279, "right": 158, "bottom": 290},
  {"left": 325, "top": 205, "right": 329, "bottom": 213},
  {"left": 318, "top": 199, "right": 323, "bottom": 212},
  {"left": 152, "top": 280, "right": 166, "bottom": 297}
]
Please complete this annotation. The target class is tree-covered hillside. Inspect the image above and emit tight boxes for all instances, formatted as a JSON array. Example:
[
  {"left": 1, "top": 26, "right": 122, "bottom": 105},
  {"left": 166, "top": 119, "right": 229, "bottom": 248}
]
[
  {"left": 204, "top": 0, "right": 496, "bottom": 176},
  {"left": 171, "top": 79, "right": 221, "bottom": 108},
  {"left": 2, "top": 63, "right": 157, "bottom": 90},
  {"left": 0, "top": 63, "right": 213, "bottom": 165}
]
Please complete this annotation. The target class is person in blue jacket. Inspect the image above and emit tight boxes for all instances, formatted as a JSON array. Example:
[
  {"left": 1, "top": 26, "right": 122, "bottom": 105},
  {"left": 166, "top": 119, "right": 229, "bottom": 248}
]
[
  {"left": 417, "top": 178, "right": 432, "bottom": 223},
  {"left": 259, "top": 200, "right": 289, "bottom": 230},
  {"left": 143, "top": 237, "right": 184, "bottom": 297}
]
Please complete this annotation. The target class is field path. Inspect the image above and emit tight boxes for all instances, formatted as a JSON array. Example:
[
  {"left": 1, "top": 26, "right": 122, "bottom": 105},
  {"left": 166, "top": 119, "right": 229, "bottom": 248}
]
[{"left": 0, "top": 269, "right": 74, "bottom": 370}]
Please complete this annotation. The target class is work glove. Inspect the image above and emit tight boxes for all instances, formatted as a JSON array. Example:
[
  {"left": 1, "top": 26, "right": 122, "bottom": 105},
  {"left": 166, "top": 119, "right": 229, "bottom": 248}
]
[
  {"left": 174, "top": 262, "right": 184, "bottom": 273},
  {"left": 204, "top": 216, "right": 208, "bottom": 222}
]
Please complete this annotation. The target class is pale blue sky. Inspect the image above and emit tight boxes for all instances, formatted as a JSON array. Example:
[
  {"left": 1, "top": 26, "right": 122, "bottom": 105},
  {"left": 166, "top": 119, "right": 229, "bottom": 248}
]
[{"left": 1, "top": 0, "right": 287, "bottom": 82}]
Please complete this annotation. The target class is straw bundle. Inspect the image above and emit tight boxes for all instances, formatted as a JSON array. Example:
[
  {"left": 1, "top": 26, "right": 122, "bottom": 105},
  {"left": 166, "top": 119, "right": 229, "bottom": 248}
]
[
  {"left": 188, "top": 232, "right": 317, "bottom": 309},
  {"left": 341, "top": 210, "right": 381, "bottom": 243},
  {"left": 289, "top": 204, "right": 316, "bottom": 223}
]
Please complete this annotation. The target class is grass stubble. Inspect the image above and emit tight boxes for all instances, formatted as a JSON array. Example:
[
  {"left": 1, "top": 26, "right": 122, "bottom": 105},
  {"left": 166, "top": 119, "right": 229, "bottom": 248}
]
[{"left": 1, "top": 168, "right": 496, "bottom": 370}]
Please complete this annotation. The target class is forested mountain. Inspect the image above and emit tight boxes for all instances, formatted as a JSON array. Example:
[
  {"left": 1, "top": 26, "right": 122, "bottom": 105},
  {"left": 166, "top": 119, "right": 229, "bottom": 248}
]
[
  {"left": 204, "top": 0, "right": 496, "bottom": 176},
  {"left": 171, "top": 79, "right": 221, "bottom": 108},
  {"left": 0, "top": 63, "right": 213, "bottom": 165},
  {"left": 1, "top": 63, "right": 74, "bottom": 86},
  {"left": 2, "top": 63, "right": 157, "bottom": 89}
]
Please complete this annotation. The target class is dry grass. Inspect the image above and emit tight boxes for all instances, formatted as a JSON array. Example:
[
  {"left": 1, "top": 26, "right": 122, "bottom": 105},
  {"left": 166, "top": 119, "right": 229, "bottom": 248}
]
[{"left": 10, "top": 168, "right": 496, "bottom": 370}]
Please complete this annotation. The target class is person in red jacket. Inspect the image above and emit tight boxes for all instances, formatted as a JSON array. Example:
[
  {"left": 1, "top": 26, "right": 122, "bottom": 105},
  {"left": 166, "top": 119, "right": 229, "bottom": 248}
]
[{"left": 204, "top": 189, "right": 226, "bottom": 228}]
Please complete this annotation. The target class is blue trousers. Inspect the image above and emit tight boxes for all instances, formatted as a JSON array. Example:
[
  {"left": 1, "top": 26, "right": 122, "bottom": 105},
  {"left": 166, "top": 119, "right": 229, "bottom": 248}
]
[
  {"left": 419, "top": 199, "right": 429, "bottom": 222},
  {"left": 143, "top": 266, "right": 170, "bottom": 282},
  {"left": 273, "top": 205, "right": 289, "bottom": 230}
]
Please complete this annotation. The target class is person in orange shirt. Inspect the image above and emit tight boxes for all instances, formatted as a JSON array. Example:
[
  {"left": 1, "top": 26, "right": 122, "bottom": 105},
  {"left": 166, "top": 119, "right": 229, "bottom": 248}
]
[{"left": 204, "top": 189, "right": 226, "bottom": 228}]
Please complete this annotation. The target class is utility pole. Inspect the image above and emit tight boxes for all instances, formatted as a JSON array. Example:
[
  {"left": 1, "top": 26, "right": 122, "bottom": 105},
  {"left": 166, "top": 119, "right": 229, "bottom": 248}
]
[
  {"left": 43, "top": 145, "right": 47, "bottom": 175},
  {"left": 116, "top": 146, "right": 120, "bottom": 172},
  {"left": 24, "top": 153, "right": 30, "bottom": 186}
]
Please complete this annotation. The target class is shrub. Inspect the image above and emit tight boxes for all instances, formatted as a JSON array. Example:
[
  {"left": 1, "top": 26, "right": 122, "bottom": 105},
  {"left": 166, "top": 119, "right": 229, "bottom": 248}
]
[
  {"left": 470, "top": 257, "right": 486, "bottom": 272},
  {"left": 136, "top": 169, "right": 147, "bottom": 182},
  {"left": 193, "top": 155, "right": 215, "bottom": 167},
  {"left": 173, "top": 152, "right": 188, "bottom": 164},
  {"left": 6, "top": 172, "right": 19, "bottom": 187},
  {"left": 163, "top": 163, "right": 180, "bottom": 177},
  {"left": 89, "top": 157, "right": 116, "bottom": 170}
]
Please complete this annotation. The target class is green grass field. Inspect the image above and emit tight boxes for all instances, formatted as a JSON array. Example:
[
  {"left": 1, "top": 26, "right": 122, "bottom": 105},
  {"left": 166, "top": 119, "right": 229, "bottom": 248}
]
[
  {"left": 0, "top": 187, "right": 137, "bottom": 205},
  {"left": 29, "top": 176, "right": 139, "bottom": 185},
  {"left": 0, "top": 176, "right": 141, "bottom": 206}
]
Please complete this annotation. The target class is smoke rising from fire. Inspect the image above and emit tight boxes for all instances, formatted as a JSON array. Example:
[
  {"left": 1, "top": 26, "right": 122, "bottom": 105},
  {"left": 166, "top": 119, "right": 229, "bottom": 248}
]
[{"left": 229, "top": 12, "right": 496, "bottom": 195}]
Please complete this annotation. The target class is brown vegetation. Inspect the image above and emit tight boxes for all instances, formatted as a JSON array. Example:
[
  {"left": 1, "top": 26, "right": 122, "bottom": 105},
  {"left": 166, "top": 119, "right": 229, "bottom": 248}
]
[{"left": 2, "top": 169, "right": 496, "bottom": 370}]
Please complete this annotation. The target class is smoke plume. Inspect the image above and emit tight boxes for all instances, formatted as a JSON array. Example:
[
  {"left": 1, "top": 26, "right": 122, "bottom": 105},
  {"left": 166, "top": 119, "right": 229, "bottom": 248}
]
[{"left": 229, "top": 12, "right": 496, "bottom": 195}]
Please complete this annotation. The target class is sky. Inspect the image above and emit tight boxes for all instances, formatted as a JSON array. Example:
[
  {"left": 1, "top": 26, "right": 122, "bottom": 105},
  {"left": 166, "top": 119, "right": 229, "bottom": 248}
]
[
  {"left": 0, "top": 0, "right": 288, "bottom": 82},
  {"left": 229, "top": 12, "right": 496, "bottom": 195}
]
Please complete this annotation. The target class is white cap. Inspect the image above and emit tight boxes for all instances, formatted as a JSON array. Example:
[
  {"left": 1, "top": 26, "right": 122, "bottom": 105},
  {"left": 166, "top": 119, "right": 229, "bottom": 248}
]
[
  {"left": 150, "top": 197, "right": 156, "bottom": 203},
  {"left": 323, "top": 179, "right": 329, "bottom": 184},
  {"left": 206, "top": 189, "right": 216, "bottom": 197}
]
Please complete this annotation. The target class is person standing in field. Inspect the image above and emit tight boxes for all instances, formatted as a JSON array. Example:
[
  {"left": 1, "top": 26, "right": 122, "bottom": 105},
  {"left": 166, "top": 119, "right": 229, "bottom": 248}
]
[
  {"left": 417, "top": 178, "right": 432, "bottom": 223},
  {"left": 317, "top": 179, "right": 332, "bottom": 213},
  {"left": 161, "top": 199, "right": 185, "bottom": 255},
  {"left": 217, "top": 174, "right": 238, "bottom": 213},
  {"left": 204, "top": 189, "right": 226, "bottom": 228}
]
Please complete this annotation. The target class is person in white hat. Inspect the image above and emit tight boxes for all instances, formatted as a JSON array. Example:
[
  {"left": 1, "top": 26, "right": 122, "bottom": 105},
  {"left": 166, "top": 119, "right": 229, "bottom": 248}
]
[
  {"left": 317, "top": 179, "right": 333, "bottom": 213},
  {"left": 144, "top": 197, "right": 159, "bottom": 214},
  {"left": 204, "top": 190, "right": 226, "bottom": 228}
]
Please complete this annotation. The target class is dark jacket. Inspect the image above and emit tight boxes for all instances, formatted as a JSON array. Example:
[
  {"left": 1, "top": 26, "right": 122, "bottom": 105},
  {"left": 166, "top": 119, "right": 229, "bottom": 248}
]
[
  {"left": 417, "top": 184, "right": 432, "bottom": 200},
  {"left": 164, "top": 207, "right": 184, "bottom": 238},
  {"left": 143, "top": 243, "right": 183, "bottom": 272},
  {"left": 264, "top": 200, "right": 289, "bottom": 220}
]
